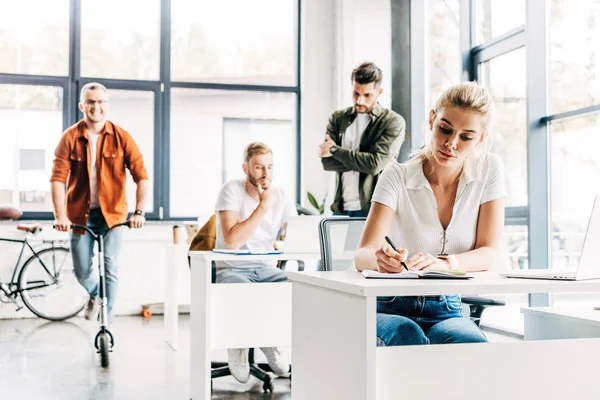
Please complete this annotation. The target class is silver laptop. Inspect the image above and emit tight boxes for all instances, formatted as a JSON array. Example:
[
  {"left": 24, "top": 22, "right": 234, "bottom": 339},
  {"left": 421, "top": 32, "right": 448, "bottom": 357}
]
[
  {"left": 502, "top": 196, "right": 600, "bottom": 281},
  {"left": 283, "top": 215, "right": 348, "bottom": 254}
]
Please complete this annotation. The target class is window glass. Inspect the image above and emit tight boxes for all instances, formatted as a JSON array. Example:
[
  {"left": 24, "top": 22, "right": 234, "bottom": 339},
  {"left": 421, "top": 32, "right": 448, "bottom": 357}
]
[
  {"left": 0, "top": 84, "right": 63, "bottom": 211},
  {"left": 171, "top": 0, "right": 296, "bottom": 85},
  {"left": 549, "top": 0, "right": 600, "bottom": 114},
  {"left": 0, "top": 0, "right": 69, "bottom": 76},
  {"left": 479, "top": 48, "right": 527, "bottom": 207},
  {"left": 170, "top": 89, "right": 296, "bottom": 218},
  {"left": 550, "top": 113, "right": 600, "bottom": 269},
  {"left": 81, "top": 0, "right": 160, "bottom": 80},
  {"left": 428, "top": 0, "right": 461, "bottom": 108},
  {"left": 475, "top": 0, "right": 525, "bottom": 45}
]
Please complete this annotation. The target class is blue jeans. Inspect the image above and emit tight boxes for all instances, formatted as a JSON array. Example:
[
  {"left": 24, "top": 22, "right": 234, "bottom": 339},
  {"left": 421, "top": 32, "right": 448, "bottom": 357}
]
[
  {"left": 334, "top": 210, "right": 366, "bottom": 218},
  {"left": 376, "top": 295, "right": 487, "bottom": 346},
  {"left": 216, "top": 267, "right": 288, "bottom": 283},
  {"left": 70, "top": 208, "right": 123, "bottom": 321}
]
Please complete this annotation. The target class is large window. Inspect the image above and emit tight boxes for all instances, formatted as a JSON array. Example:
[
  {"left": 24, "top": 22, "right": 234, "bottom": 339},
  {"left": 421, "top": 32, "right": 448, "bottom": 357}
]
[
  {"left": 0, "top": 0, "right": 69, "bottom": 76},
  {"left": 171, "top": 0, "right": 296, "bottom": 85},
  {"left": 170, "top": 89, "right": 296, "bottom": 217},
  {"left": 474, "top": 0, "right": 525, "bottom": 45},
  {"left": 1, "top": 0, "right": 300, "bottom": 220},
  {"left": 550, "top": 113, "right": 600, "bottom": 269},
  {"left": 427, "top": 0, "right": 461, "bottom": 108},
  {"left": 479, "top": 48, "right": 527, "bottom": 207},
  {"left": 0, "top": 84, "right": 63, "bottom": 211},
  {"left": 549, "top": 0, "right": 600, "bottom": 115},
  {"left": 80, "top": 0, "right": 161, "bottom": 81}
]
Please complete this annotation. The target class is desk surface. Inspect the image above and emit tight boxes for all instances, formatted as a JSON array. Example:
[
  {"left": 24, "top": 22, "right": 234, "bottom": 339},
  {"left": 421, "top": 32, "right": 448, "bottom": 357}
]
[
  {"left": 522, "top": 306, "right": 600, "bottom": 326},
  {"left": 189, "top": 250, "right": 321, "bottom": 262},
  {"left": 287, "top": 270, "right": 600, "bottom": 297}
]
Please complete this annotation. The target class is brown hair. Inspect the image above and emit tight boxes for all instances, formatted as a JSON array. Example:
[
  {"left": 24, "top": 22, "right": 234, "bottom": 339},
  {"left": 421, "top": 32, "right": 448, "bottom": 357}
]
[
  {"left": 351, "top": 62, "right": 383, "bottom": 87},
  {"left": 244, "top": 142, "right": 272, "bottom": 163},
  {"left": 80, "top": 82, "right": 107, "bottom": 102}
]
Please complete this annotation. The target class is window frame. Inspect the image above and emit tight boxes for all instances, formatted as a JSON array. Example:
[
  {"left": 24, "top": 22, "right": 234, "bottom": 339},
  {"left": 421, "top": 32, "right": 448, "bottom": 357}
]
[{"left": 1, "top": 0, "right": 301, "bottom": 221}]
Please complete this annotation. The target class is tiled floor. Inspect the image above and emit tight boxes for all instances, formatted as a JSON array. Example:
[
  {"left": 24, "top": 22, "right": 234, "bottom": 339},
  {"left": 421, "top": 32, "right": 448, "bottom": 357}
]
[{"left": 0, "top": 315, "right": 516, "bottom": 400}]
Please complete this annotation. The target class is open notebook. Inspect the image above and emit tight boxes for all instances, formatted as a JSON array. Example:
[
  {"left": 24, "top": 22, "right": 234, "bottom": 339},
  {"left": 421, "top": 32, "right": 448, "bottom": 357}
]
[{"left": 362, "top": 270, "right": 472, "bottom": 280}]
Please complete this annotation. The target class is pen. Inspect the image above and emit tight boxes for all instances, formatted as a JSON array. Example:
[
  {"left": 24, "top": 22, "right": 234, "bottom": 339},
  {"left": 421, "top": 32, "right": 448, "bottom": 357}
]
[{"left": 384, "top": 236, "right": 409, "bottom": 272}]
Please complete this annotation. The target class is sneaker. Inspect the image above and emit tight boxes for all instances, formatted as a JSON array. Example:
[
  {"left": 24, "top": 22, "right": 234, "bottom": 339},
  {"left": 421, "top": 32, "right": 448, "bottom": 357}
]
[
  {"left": 260, "top": 347, "right": 290, "bottom": 377},
  {"left": 227, "top": 348, "right": 250, "bottom": 383},
  {"left": 84, "top": 296, "right": 99, "bottom": 320}
]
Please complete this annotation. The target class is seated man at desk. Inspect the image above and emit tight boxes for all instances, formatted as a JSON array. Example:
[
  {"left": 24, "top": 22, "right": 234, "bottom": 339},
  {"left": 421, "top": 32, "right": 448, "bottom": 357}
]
[{"left": 215, "top": 141, "right": 296, "bottom": 383}]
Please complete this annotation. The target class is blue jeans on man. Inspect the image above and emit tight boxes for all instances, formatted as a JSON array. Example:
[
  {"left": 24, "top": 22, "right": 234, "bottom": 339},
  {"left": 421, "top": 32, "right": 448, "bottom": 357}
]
[
  {"left": 70, "top": 208, "right": 122, "bottom": 322},
  {"left": 376, "top": 295, "right": 487, "bottom": 346}
]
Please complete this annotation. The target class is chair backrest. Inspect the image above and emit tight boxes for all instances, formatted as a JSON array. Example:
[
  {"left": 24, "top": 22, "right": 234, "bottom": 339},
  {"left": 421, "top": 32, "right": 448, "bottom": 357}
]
[{"left": 318, "top": 217, "right": 366, "bottom": 271}]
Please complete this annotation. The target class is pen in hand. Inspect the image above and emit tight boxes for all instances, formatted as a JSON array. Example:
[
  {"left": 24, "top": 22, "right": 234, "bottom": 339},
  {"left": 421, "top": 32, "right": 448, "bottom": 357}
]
[{"left": 384, "top": 236, "right": 409, "bottom": 272}]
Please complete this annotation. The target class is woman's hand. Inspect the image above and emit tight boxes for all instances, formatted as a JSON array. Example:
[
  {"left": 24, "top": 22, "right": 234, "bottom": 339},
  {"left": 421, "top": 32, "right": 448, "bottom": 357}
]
[
  {"left": 404, "top": 252, "right": 449, "bottom": 271},
  {"left": 375, "top": 243, "right": 409, "bottom": 273}
]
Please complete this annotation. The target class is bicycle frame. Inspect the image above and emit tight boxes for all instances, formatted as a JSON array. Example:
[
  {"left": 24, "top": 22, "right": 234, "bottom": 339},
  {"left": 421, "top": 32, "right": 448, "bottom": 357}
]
[{"left": 0, "top": 235, "right": 65, "bottom": 291}]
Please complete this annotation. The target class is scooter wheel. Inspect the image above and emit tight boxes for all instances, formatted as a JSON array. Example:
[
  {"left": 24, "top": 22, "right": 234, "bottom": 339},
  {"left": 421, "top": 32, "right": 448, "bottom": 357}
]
[{"left": 99, "top": 333, "right": 110, "bottom": 368}]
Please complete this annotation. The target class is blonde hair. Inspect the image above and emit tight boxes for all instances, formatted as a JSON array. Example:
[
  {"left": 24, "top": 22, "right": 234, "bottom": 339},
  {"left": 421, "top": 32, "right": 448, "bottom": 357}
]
[
  {"left": 244, "top": 142, "right": 272, "bottom": 163},
  {"left": 411, "top": 81, "right": 494, "bottom": 176}
]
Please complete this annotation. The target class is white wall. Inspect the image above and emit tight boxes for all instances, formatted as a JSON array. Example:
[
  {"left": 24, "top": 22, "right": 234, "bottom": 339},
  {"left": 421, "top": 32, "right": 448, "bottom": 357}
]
[{"left": 0, "top": 0, "right": 393, "bottom": 318}]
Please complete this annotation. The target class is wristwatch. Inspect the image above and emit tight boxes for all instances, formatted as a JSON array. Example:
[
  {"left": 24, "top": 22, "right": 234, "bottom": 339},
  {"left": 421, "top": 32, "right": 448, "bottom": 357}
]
[
  {"left": 133, "top": 209, "right": 145, "bottom": 217},
  {"left": 330, "top": 145, "right": 339, "bottom": 154}
]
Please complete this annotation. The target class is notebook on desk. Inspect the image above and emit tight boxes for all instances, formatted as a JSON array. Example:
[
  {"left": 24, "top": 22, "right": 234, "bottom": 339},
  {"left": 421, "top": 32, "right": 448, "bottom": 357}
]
[
  {"left": 501, "top": 196, "right": 600, "bottom": 281},
  {"left": 362, "top": 269, "right": 472, "bottom": 279}
]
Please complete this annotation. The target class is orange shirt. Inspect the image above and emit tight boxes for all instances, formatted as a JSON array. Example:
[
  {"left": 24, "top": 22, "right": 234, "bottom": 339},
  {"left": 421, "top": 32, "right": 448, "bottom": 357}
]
[{"left": 50, "top": 120, "right": 148, "bottom": 228}]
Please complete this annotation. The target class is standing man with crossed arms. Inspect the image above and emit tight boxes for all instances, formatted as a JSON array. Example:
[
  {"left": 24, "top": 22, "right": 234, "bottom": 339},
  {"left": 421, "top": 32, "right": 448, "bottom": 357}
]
[{"left": 320, "top": 61, "right": 406, "bottom": 217}]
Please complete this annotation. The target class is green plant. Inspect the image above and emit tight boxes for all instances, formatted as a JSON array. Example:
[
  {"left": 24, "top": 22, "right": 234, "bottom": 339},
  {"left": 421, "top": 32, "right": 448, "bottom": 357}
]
[{"left": 307, "top": 191, "right": 326, "bottom": 215}]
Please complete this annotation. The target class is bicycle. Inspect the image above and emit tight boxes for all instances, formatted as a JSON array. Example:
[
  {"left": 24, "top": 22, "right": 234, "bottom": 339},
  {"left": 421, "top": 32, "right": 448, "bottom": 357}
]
[
  {"left": 70, "top": 221, "right": 130, "bottom": 368},
  {"left": 0, "top": 223, "right": 88, "bottom": 321}
]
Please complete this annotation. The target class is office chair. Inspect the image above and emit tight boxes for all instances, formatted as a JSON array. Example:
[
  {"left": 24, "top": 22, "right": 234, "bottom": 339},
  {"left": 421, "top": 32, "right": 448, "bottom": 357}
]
[
  {"left": 209, "top": 262, "right": 290, "bottom": 393},
  {"left": 317, "top": 217, "right": 505, "bottom": 327}
]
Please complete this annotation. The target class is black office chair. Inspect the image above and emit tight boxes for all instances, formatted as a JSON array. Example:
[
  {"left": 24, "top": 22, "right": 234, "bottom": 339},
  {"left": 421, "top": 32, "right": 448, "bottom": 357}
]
[
  {"left": 209, "top": 262, "right": 290, "bottom": 393},
  {"left": 317, "top": 217, "right": 505, "bottom": 327}
]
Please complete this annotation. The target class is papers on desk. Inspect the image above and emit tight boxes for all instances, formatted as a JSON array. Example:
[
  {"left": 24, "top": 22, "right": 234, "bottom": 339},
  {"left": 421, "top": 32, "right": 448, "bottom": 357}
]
[
  {"left": 212, "top": 249, "right": 282, "bottom": 255},
  {"left": 361, "top": 269, "right": 472, "bottom": 279}
]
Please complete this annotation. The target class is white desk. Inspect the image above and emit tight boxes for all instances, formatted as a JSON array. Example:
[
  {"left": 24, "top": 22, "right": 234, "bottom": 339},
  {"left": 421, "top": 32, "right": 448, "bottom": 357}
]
[
  {"left": 288, "top": 271, "right": 600, "bottom": 400},
  {"left": 164, "top": 244, "right": 191, "bottom": 350},
  {"left": 189, "top": 251, "right": 320, "bottom": 400},
  {"left": 522, "top": 306, "right": 600, "bottom": 340}
]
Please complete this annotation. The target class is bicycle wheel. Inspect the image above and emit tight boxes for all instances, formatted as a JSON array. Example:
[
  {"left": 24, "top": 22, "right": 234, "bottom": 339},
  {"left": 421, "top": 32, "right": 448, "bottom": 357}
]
[{"left": 18, "top": 247, "right": 88, "bottom": 321}]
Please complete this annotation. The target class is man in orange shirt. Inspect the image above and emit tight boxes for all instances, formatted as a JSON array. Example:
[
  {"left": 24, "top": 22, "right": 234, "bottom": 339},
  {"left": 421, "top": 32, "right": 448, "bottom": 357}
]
[{"left": 51, "top": 82, "right": 149, "bottom": 323}]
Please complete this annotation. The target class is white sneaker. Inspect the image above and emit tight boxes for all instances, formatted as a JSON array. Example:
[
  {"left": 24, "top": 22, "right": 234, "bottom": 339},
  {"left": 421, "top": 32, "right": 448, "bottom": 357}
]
[
  {"left": 260, "top": 347, "right": 290, "bottom": 377},
  {"left": 227, "top": 348, "right": 250, "bottom": 383},
  {"left": 84, "top": 296, "right": 99, "bottom": 320}
]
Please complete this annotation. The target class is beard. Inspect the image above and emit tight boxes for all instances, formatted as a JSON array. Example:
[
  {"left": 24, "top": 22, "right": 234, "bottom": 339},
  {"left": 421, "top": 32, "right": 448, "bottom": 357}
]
[{"left": 248, "top": 175, "right": 270, "bottom": 189}]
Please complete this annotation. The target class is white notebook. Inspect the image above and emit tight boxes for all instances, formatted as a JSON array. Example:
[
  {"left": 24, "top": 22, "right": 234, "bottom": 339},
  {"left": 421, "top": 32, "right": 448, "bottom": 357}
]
[{"left": 361, "top": 270, "right": 472, "bottom": 280}]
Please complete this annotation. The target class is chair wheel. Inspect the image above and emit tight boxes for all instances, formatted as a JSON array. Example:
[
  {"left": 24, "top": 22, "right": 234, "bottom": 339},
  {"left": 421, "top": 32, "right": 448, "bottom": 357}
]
[{"left": 263, "top": 376, "right": 274, "bottom": 393}]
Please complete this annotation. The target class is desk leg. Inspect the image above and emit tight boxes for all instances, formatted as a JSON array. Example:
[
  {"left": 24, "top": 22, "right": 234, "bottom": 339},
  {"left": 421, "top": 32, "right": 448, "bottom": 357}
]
[
  {"left": 190, "top": 257, "right": 211, "bottom": 400},
  {"left": 165, "top": 246, "right": 179, "bottom": 350},
  {"left": 292, "top": 282, "right": 377, "bottom": 400}
]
